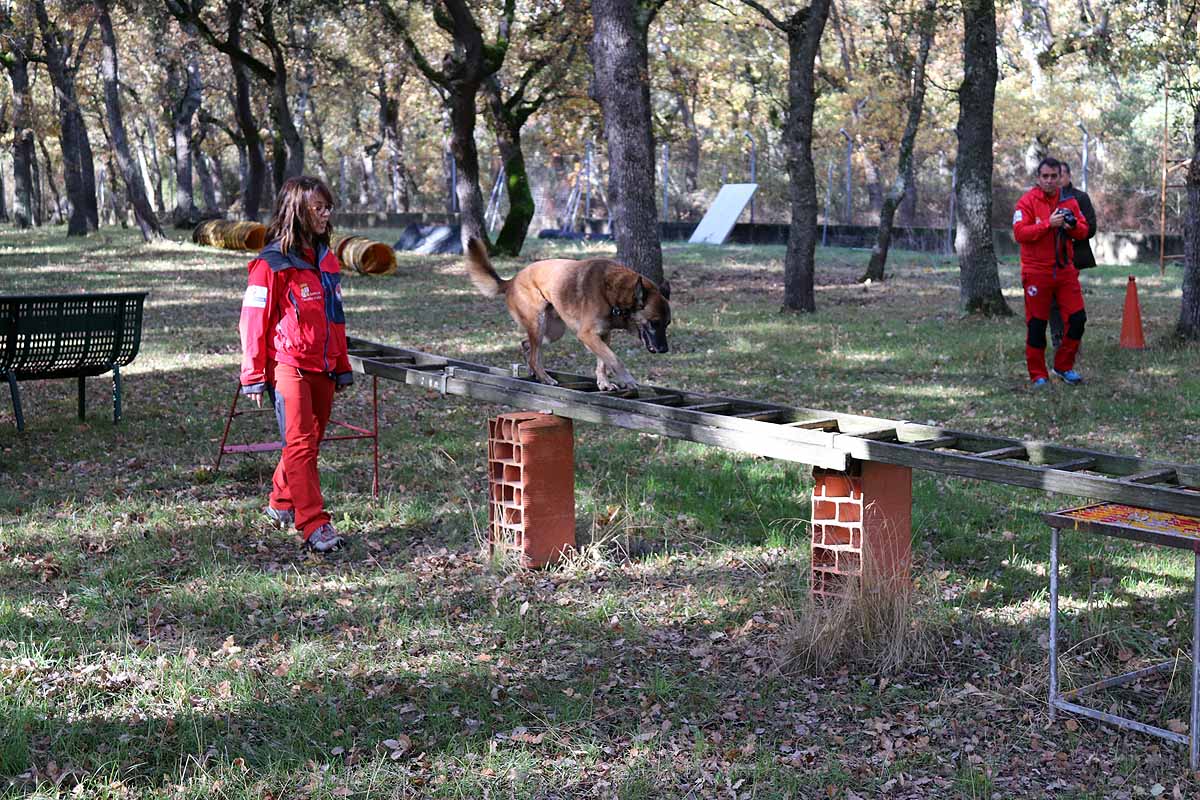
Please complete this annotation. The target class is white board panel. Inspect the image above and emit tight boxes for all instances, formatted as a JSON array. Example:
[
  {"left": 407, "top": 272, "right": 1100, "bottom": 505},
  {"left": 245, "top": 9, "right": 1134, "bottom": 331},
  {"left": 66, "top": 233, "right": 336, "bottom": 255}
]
[{"left": 688, "top": 183, "right": 758, "bottom": 245}]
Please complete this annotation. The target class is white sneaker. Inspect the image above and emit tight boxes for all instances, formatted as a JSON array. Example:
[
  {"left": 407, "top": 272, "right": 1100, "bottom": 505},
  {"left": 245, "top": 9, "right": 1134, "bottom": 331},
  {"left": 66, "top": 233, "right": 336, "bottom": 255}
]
[
  {"left": 265, "top": 506, "right": 294, "bottom": 528},
  {"left": 305, "top": 523, "right": 344, "bottom": 553}
]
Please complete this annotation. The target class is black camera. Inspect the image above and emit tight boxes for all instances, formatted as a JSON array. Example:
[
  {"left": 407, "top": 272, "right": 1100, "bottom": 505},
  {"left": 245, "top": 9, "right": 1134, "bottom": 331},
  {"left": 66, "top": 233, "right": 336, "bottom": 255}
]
[{"left": 1059, "top": 209, "right": 1077, "bottom": 228}]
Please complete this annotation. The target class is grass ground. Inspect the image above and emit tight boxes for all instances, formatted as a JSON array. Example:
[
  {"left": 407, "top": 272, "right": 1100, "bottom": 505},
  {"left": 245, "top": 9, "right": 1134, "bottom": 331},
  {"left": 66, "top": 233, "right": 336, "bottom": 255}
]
[{"left": 1, "top": 224, "right": 1199, "bottom": 799}]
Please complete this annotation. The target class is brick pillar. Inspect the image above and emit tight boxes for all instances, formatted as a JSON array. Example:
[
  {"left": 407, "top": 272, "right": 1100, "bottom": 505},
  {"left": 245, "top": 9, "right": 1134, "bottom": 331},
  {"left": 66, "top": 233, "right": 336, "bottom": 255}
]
[
  {"left": 811, "top": 460, "right": 912, "bottom": 600},
  {"left": 487, "top": 412, "right": 576, "bottom": 567}
]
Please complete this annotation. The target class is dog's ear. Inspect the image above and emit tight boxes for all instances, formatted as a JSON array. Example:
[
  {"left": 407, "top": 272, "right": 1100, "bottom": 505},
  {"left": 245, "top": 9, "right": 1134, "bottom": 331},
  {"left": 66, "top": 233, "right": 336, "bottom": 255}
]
[
  {"left": 634, "top": 276, "right": 646, "bottom": 309},
  {"left": 659, "top": 280, "right": 671, "bottom": 301}
]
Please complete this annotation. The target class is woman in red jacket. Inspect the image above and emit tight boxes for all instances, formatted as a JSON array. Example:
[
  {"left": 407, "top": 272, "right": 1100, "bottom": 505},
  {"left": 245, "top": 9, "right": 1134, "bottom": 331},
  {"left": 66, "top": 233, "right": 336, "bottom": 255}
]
[{"left": 239, "top": 176, "right": 353, "bottom": 552}]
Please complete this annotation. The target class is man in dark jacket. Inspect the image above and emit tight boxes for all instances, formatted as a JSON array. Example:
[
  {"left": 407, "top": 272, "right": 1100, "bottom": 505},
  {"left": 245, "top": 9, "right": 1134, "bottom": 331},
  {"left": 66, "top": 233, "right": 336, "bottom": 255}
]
[{"left": 1050, "top": 162, "right": 1097, "bottom": 347}]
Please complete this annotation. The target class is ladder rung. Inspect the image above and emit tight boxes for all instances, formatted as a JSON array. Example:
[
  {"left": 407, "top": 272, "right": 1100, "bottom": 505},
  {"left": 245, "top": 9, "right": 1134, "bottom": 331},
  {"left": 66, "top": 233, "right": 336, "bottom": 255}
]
[
  {"left": 1123, "top": 468, "right": 1178, "bottom": 485},
  {"left": 365, "top": 355, "right": 416, "bottom": 363},
  {"left": 733, "top": 409, "right": 784, "bottom": 421},
  {"left": 846, "top": 427, "right": 899, "bottom": 441},
  {"left": 681, "top": 402, "right": 733, "bottom": 413},
  {"left": 908, "top": 435, "right": 959, "bottom": 449},
  {"left": 975, "top": 445, "right": 1028, "bottom": 460},
  {"left": 785, "top": 417, "right": 840, "bottom": 430},
  {"left": 1048, "top": 458, "right": 1096, "bottom": 472},
  {"left": 635, "top": 393, "right": 682, "bottom": 405}
]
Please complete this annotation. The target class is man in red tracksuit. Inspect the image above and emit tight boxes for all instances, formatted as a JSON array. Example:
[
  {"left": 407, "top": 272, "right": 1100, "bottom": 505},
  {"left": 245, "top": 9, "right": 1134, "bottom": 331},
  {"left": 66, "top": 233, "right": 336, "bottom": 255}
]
[
  {"left": 1013, "top": 157, "right": 1090, "bottom": 386},
  {"left": 240, "top": 176, "right": 353, "bottom": 552}
]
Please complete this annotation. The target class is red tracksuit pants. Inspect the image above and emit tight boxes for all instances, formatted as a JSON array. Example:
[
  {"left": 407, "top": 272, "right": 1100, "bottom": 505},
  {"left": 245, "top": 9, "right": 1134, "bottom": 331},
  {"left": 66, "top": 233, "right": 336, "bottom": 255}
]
[
  {"left": 1022, "top": 268, "right": 1084, "bottom": 381},
  {"left": 270, "top": 366, "right": 334, "bottom": 538}
]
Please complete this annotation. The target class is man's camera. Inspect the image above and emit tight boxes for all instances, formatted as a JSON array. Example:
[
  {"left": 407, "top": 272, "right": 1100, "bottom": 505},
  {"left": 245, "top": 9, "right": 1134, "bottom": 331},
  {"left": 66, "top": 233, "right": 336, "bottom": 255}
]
[{"left": 1058, "top": 208, "right": 1077, "bottom": 228}]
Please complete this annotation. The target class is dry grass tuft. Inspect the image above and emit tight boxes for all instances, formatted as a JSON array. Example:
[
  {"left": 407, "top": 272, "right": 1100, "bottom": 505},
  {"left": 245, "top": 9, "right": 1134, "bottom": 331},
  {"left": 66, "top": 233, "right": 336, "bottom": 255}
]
[{"left": 775, "top": 576, "right": 948, "bottom": 676}]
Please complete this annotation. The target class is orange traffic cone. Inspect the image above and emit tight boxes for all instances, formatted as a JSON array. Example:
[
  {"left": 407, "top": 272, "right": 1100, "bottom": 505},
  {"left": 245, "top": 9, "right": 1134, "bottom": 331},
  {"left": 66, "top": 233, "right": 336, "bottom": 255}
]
[{"left": 1119, "top": 275, "right": 1146, "bottom": 350}]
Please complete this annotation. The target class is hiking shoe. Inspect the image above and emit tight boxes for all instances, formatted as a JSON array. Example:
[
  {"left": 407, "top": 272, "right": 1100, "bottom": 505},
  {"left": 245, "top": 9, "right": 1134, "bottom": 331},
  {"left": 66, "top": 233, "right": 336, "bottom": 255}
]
[
  {"left": 1031, "top": 377, "right": 1049, "bottom": 388},
  {"left": 265, "top": 506, "right": 294, "bottom": 528},
  {"left": 1052, "top": 368, "right": 1083, "bottom": 385},
  {"left": 305, "top": 523, "right": 344, "bottom": 553}
]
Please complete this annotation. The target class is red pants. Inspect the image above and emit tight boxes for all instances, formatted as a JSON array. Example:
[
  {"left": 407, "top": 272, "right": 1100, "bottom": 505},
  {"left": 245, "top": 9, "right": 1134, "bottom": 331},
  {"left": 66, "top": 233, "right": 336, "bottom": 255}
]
[
  {"left": 1022, "top": 269, "right": 1085, "bottom": 381},
  {"left": 270, "top": 366, "right": 334, "bottom": 538}
]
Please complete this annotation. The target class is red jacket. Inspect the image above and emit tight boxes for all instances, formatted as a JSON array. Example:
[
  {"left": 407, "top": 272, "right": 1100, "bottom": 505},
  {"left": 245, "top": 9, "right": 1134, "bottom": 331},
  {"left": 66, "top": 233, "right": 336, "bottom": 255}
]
[
  {"left": 239, "top": 241, "right": 353, "bottom": 393},
  {"left": 1013, "top": 186, "right": 1089, "bottom": 273}
]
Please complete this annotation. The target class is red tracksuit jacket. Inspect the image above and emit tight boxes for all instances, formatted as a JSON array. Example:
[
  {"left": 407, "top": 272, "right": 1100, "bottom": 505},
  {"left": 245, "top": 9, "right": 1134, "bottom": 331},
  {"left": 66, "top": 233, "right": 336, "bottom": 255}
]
[
  {"left": 239, "top": 240, "right": 353, "bottom": 394},
  {"left": 1012, "top": 187, "right": 1089, "bottom": 273}
]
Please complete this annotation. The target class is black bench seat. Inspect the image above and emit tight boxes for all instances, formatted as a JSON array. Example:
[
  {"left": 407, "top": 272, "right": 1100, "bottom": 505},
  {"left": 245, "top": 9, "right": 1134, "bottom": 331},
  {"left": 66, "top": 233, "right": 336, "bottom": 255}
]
[{"left": 1, "top": 292, "right": 148, "bottom": 431}]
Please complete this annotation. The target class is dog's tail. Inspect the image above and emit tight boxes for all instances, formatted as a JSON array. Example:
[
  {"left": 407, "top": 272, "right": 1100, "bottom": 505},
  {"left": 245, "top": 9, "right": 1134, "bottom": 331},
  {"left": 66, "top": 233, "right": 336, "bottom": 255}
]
[{"left": 464, "top": 238, "right": 508, "bottom": 298}]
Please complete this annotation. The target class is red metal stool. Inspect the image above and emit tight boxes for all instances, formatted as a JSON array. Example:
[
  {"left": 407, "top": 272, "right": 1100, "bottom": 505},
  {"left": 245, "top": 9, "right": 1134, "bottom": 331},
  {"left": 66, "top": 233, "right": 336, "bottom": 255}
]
[{"left": 213, "top": 376, "right": 379, "bottom": 496}]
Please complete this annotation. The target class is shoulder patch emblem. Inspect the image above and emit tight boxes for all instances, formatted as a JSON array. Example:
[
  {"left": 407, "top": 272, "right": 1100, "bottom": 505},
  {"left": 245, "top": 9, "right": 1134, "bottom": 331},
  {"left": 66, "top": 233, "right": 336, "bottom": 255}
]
[
  {"left": 243, "top": 285, "right": 268, "bottom": 308},
  {"left": 1012, "top": 209, "right": 1023, "bottom": 225}
]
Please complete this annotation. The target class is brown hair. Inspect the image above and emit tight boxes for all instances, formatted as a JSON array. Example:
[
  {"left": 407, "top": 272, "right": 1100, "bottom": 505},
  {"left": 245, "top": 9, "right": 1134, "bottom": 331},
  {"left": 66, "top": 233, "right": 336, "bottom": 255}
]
[{"left": 264, "top": 176, "right": 335, "bottom": 256}]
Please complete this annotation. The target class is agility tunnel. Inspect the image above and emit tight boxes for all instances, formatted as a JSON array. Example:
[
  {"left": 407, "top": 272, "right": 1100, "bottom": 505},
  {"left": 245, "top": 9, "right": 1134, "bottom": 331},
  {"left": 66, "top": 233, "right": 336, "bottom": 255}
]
[
  {"left": 335, "top": 236, "right": 398, "bottom": 276},
  {"left": 192, "top": 220, "right": 268, "bottom": 251}
]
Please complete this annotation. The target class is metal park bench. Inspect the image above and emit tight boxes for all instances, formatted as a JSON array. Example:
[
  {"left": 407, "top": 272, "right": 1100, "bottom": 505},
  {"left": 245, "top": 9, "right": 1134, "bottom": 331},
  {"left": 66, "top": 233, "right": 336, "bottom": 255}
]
[{"left": 1, "top": 292, "right": 148, "bottom": 431}]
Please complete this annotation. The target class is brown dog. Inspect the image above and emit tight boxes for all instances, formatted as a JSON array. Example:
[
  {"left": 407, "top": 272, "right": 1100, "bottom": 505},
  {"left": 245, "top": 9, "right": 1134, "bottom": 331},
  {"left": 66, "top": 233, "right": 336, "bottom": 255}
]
[{"left": 464, "top": 238, "right": 671, "bottom": 391}]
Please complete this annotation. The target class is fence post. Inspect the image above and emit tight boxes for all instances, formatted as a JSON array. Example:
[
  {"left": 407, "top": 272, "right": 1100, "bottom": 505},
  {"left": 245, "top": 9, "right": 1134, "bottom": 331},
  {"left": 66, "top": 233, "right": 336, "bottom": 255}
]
[
  {"left": 744, "top": 131, "right": 757, "bottom": 224},
  {"left": 584, "top": 141, "right": 593, "bottom": 231},
  {"left": 946, "top": 163, "right": 957, "bottom": 255},
  {"left": 661, "top": 143, "right": 670, "bottom": 222},
  {"left": 823, "top": 160, "right": 833, "bottom": 247},
  {"left": 1078, "top": 122, "right": 1090, "bottom": 192},
  {"left": 840, "top": 128, "right": 853, "bottom": 224}
]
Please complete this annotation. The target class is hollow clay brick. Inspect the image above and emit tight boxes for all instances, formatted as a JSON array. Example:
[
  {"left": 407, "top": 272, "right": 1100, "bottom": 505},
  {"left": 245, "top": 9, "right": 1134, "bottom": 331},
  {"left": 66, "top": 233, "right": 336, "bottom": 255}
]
[
  {"left": 487, "top": 413, "right": 576, "bottom": 567},
  {"left": 811, "top": 461, "right": 911, "bottom": 599}
]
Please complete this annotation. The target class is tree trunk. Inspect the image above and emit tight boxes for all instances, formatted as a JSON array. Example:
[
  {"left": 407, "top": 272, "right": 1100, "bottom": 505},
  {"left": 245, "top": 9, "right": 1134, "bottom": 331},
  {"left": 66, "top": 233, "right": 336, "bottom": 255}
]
[
  {"left": 97, "top": 0, "right": 164, "bottom": 241},
  {"left": 493, "top": 123, "right": 535, "bottom": 256},
  {"left": 899, "top": 157, "right": 918, "bottom": 226},
  {"left": 169, "top": 49, "right": 202, "bottom": 227},
  {"left": 262, "top": 6, "right": 304, "bottom": 186},
  {"left": 483, "top": 77, "right": 536, "bottom": 256},
  {"left": 78, "top": 113, "right": 99, "bottom": 229},
  {"left": 669, "top": 80, "right": 700, "bottom": 194},
  {"left": 38, "top": 137, "right": 64, "bottom": 224},
  {"left": 224, "top": 2, "right": 266, "bottom": 221},
  {"left": 209, "top": 150, "right": 227, "bottom": 207},
  {"left": 1176, "top": 100, "right": 1200, "bottom": 340},
  {"left": 591, "top": 0, "right": 664, "bottom": 283},
  {"left": 35, "top": 0, "right": 91, "bottom": 234},
  {"left": 30, "top": 132, "right": 43, "bottom": 224},
  {"left": 862, "top": 0, "right": 935, "bottom": 282},
  {"left": 3, "top": 50, "right": 36, "bottom": 228},
  {"left": 779, "top": 0, "right": 832, "bottom": 312},
  {"left": 142, "top": 116, "right": 166, "bottom": 215},
  {"left": 193, "top": 123, "right": 218, "bottom": 212},
  {"left": 359, "top": 142, "right": 380, "bottom": 210},
  {"left": 955, "top": 0, "right": 1011, "bottom": 316},
  {"left": 372, "top": 69, "right": 401, "bottom": 214},
  {"left": 97, "top": 117, "right": 130, "bottom": 227},
  {"left": 105, "top": 151, "right": 128, "bottom": 228},
  {"left": 337, "top": 150, "right": 348, "bottom": 203},
  {"left": 862, "top": 149, "right": 883, "bottom": 217},
  {"left": 447, "top": 89, "right": 487, "bottom": 249}
]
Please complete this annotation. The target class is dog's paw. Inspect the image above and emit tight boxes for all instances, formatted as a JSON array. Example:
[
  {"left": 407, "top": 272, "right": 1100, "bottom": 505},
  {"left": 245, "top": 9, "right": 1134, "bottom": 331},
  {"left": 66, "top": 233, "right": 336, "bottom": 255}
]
[
  {"left": 537, "top": 374, "right": 559, "bottom": 387},
  {"left": 600, "top": 377, "right": 638, "bottom": 392}
]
